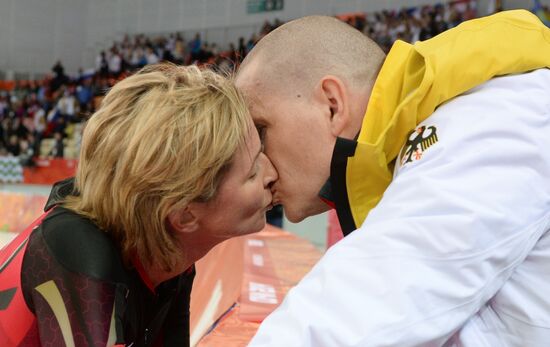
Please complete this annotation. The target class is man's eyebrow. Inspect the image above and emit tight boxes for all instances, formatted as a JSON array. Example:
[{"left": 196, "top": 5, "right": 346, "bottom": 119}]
[{"left": 244, "top": 93, "right": 267, "bottom": 124}]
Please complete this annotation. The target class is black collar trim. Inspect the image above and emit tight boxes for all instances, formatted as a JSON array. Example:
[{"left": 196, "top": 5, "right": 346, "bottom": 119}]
[{"left": 328, "top": 137, "right": 358, "bottom": 236}]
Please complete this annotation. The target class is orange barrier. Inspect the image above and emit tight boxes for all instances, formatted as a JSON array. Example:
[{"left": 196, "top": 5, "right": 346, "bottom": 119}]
[
  {"left": 23, "top": 158, "right": 77, "bottom": 184},
  {"left": 239, "top": 232, "right": 283, "bottom": 322},
  {"left": 190, "top": 235, "right": 245, "bottom": 344},
  {"left": 196, "top": 226, "right": 322, "bottom": 346},
  {"left": 0, "top": 193, "right": 47, "bottom": 232},
  {"left": 0, "top": 81, "right": 15, "bottom": 91}
]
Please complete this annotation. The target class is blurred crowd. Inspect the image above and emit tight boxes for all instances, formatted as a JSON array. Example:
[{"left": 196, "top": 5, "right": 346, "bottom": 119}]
[
  {"left": 96, "top": 18, "right": 284, "bottom": 78},
  {"left": 359, "top": 1, "right": 477, "bottom": 52},
  {"left": 0, "top": 17, "right": 288, "bottom": 165},
  {"left": 0, "top": 62, "right": 97, "bottom": 165},
  {"left": 0, "top": 1, "right": 481, "bottom": 164}
]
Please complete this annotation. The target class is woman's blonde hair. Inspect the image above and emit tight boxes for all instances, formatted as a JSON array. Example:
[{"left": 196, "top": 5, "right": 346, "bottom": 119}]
[{"left": 64, "top": 63, "right": 250, "bottom": 271}]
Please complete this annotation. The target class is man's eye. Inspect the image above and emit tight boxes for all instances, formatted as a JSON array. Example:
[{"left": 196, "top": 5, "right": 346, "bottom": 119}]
[{"left": 256, "top": 125, "right": 266, "bottom": 151}]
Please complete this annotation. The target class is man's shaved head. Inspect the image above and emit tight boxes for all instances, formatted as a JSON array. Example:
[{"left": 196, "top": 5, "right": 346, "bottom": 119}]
[
  {"left": 238, "top": 15, "right": 385, "bottom": 97},
  {"left": 235, "top": 16, "right": 386, "bottom": 222}
]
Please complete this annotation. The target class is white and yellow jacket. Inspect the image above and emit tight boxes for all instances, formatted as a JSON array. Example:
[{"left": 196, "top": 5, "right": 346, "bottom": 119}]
[{"left": 250, "top": 10, "right": 550, "bottom": 347}]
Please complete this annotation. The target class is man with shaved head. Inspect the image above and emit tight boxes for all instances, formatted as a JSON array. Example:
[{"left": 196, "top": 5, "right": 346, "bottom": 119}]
[
  {"left": 237, "top": 10, "right": 550, "bottom": 347},
  {"left": 237, "top": 15, "right": 384, "bottom": 223}
]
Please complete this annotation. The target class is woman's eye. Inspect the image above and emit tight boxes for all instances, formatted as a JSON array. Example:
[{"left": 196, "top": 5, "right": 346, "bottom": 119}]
[{"left": 249, "top": 166, "right": 259, "bottom": 179}]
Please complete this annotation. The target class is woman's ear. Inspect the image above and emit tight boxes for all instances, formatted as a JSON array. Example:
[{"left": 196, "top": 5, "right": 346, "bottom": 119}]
[
  {"left": 317, "top": 75, "right": 350, "bottom": 137},
  {"left": 167, "top": 206, "right": 199, "bottom": 234}
]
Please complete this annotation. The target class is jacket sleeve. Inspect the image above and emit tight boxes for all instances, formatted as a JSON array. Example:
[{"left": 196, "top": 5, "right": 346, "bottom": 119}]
[
  {"left": 22, "top": 230, "right": 122, "bottom": 347},
  {"left": 248, "top": 70, "right": 550, "bottom": 347}
]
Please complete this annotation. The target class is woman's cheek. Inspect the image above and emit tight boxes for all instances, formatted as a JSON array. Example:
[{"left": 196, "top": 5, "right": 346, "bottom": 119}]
[{"left": 247, "top": 184, "right": 265, "bottom": 216}]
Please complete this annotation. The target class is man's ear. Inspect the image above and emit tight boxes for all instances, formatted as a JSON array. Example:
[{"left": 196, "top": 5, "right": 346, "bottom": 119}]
[
  {"left": 317, "top": 75, "right": 350, "bottom": 137},
  {"left": 167, "top": 206, "right": 199, "bottom": 234}
]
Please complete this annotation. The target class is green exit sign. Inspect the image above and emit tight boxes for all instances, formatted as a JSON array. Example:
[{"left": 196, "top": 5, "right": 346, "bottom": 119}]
[{"left": 247, "top": 0, "right": 284, "bottom": 14}]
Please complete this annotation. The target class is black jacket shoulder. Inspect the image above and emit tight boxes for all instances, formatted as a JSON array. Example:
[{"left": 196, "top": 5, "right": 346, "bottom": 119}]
[{"left": 40, "top": 206, "right": 128, "bottom": 284}]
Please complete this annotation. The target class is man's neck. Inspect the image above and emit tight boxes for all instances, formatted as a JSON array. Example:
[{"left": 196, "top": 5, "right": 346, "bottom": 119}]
[{"left": 341, "top": 85, "right": 371, "bottom": 140}]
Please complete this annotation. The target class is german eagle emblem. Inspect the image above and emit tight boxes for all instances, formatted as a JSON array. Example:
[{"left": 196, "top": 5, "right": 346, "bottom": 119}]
[{"left": 399, "top": 125, "right": 438, "bottom": 167}]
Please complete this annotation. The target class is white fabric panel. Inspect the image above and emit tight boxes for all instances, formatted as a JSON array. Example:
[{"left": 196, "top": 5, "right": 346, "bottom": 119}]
[{"left": 249, "top": 69, "right": 550, "bottom": 347}]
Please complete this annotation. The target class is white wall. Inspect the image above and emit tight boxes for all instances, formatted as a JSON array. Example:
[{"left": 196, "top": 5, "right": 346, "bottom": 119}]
[
  {"left": 0, "top": 0, "right": 547, "bottom": 77},
  {"left": 0, "top": 0, "right": 88, "bottom": 78},
  {"left": 283, "top": 211, "right": 329, "bottom": 251}
]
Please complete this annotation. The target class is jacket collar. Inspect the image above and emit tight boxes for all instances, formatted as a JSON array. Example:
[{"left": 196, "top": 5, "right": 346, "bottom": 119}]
[{"left": 323, "top": 10, "right": 550, "bottom": 235}]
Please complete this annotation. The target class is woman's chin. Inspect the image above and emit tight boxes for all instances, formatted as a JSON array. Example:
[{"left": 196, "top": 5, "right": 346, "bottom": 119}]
[{"left": 247, "top": 215, "right": 267, "bottom": 235}]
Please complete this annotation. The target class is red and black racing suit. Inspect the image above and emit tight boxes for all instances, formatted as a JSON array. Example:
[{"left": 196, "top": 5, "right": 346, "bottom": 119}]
[{"left": 0, "top": 179, "right": 195, "bottom": 347}]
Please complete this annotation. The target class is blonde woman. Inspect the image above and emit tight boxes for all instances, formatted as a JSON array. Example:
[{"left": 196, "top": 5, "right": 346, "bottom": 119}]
[{"left": 0, "top": 64, "right": 277, "bottom": 347}]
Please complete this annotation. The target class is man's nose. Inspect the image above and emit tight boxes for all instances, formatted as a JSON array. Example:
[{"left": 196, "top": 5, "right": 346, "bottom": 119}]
[{"left": 260, "top": 153, "right": 278, "bottom": 188}]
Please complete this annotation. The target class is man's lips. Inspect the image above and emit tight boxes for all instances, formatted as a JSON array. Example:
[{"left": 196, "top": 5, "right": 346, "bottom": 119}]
[
  {"left": 265, "top": 196, "right": 280, "bottom": 212},
  {"left": 265, "top": 192, "right": 276, "bottom": 211},
  {"left": 270, "top": 189, "right": 280, "bottom": 205}
]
